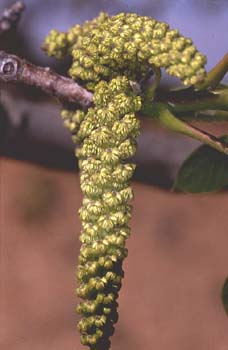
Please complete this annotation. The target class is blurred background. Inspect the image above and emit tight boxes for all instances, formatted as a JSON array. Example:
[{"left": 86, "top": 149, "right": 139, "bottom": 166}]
[{"left": 1, "top": 1, "right": 228, "bottom": 350}]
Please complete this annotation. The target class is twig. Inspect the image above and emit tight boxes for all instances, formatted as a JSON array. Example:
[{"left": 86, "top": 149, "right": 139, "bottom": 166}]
[
  {"left": 142, "top": 88, "right": 228, "bottom": 118},
  {"left": 152, "top": 104, "right": 228, "bottom": 155},
  {"left": 167, "top": 89, "right": 228, "bottom": 113},
  {"left": 0, "top": 1, "right": 25, "bottom": 34},
  {"left": 0, "top": 50, "right": 93, "bottom": 107}
]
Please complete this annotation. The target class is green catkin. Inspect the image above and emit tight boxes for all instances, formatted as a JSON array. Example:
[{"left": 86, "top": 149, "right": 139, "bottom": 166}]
[
  {"left": 61, "top": 78, "right": 141, "bottom": 349},
  {"left": 44, "top": 12, "right": 207, "bottom": 350}
]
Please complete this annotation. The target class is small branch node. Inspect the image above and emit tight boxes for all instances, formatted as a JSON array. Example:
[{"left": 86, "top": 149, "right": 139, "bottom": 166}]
[{"left": 0, "top": 56, "right": 18, "bottom": 81}]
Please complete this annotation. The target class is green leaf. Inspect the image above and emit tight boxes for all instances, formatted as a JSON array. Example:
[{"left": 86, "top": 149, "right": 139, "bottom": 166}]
[
  {"left": 173, "top": 136, "right": 228, "bottom": 193},
  {"left": 221, "top": 277, "right": 228, "bottom": 317}
]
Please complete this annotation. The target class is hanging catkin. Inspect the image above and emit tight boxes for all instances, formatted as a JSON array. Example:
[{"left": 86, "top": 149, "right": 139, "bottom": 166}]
[{"left": 43, "top": 12, "right": 206, "bottom": 350}]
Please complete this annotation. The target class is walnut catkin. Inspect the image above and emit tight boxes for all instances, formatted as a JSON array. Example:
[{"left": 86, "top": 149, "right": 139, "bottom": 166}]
[
  {"left": 61, "top": 77, "right": 141, "bottom": 348},
  {"left": 44, "top": 12, "right": 206, "bottom": 350}
]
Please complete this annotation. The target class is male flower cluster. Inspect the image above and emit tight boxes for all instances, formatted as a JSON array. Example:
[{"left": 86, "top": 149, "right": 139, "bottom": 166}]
[{"left": 44, "top": 12, "right": 207, "bottom": 350}]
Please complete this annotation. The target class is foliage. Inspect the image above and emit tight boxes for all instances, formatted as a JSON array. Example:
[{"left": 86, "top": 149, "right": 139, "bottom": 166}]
[
  {"left": 173, "top": 136, "right": 228, "bottom": 193},
  {"left": 222, "top": 277, "right": 228, "bottom": 317}
]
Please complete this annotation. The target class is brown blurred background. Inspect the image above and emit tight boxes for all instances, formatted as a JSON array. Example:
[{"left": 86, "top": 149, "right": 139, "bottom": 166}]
[{"left": 1, "top": 1, "right": 228, "bottom": 349}]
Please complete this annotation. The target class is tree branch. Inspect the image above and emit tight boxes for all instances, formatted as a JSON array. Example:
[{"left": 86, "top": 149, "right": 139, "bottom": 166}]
[
  {"left": 142, "top": 88, "right": 228, "bottom": 118},
  {"left": 167, "top": 89, "right": 228, "bottom": 113},
  {"left": 152, "top": 104, "right": 228, "bottom": 155},
  {"left": 0, "top": 1, "right": 25, "bottom": 34},
  {"left": 0, "top": 50, "right": 93, "bottom": 107}
]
